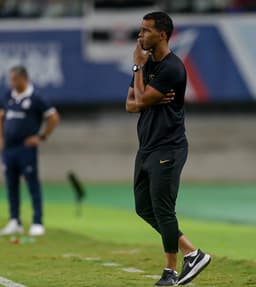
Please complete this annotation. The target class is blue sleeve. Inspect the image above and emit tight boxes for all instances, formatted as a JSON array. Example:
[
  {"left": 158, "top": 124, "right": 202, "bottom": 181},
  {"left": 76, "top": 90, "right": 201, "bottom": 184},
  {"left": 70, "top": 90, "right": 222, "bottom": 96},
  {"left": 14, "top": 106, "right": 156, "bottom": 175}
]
[{"left": 35, "top": 95, "right": 56, "bottom": 117}]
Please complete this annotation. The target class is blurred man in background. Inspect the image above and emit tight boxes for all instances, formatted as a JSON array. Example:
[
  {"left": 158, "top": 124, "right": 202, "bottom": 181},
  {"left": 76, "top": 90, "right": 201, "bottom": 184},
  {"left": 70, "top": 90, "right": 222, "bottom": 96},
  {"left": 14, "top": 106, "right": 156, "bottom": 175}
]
[
  {"left": 126, "top": 12, "right": 210, "bottom": 286},
  {"left": 0, "top": 66, "right": 59, "bottom": 236}
]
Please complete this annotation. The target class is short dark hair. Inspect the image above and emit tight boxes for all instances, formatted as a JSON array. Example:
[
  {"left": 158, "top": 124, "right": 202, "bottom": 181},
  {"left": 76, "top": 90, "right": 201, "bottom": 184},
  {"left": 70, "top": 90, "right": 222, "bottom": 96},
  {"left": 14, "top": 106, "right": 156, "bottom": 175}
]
[
  {"left": 143, "top": 11, "right": 174, "bottom": 40},
  {"left": 10, "top": 65, "right": 29, "bottom": 79}
]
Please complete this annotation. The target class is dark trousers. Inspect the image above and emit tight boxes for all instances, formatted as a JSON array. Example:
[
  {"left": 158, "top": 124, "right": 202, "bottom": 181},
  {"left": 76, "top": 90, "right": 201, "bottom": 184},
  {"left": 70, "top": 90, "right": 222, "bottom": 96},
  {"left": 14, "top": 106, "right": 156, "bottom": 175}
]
[
  {"left": 134, "top": 146, "right": 188, "bottom": 253},
  {"left": 2, "top": 146, "right": 42, "bottom": 224}
]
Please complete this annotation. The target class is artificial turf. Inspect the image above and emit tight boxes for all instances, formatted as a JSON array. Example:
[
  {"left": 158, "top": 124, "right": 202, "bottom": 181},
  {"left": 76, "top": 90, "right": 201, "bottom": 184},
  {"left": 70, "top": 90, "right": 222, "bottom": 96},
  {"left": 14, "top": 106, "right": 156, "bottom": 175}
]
[{"left": 0, "top": 183, "right": 255, "bottom": 287}]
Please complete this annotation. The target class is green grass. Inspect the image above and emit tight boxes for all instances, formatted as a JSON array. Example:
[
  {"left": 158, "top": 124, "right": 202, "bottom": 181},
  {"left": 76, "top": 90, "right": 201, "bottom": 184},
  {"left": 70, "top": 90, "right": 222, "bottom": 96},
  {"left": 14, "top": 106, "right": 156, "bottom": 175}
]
[
  {"left": 0, "top": 228, "right": 255, "bottom": 287},
  {"left": 0, "top": 183, "right": 256, "bottom": 286}
]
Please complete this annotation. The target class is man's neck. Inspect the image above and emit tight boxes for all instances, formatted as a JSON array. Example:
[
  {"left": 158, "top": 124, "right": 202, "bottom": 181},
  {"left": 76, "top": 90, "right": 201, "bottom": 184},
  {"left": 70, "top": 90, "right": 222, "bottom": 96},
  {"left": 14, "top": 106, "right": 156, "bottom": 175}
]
[
  {"left": 151, "top": 45, "right": 170, "bottom": 62},
  {"left": 15, "top": 84, "right": 28, "bottom": 95}
]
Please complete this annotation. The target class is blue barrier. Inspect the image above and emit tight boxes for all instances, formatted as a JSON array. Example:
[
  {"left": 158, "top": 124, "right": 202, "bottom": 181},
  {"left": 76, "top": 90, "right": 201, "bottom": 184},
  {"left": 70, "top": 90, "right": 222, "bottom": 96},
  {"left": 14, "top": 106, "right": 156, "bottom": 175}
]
[{"left": 0, "top": 17, "right": 255, "bottom": 103}]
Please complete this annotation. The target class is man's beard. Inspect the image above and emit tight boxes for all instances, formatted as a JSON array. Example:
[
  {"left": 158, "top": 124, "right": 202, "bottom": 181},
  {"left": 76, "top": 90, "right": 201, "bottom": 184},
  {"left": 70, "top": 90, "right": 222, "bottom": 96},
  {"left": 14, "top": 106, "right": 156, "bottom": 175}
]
[{"left": 142, "top": 43, "right": 153, "bottom": 51}]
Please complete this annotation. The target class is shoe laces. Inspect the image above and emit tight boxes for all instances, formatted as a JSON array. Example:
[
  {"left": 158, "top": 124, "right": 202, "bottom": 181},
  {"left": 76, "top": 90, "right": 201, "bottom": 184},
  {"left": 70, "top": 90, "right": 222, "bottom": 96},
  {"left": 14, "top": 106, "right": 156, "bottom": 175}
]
[{"left": 161, "top": 269, "right": 175, "bottom": 280}]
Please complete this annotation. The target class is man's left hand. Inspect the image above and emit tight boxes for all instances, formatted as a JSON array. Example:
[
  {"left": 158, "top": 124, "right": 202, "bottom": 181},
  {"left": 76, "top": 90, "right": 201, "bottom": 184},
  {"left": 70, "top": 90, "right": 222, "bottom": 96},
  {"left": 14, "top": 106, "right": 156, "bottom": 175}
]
[
  {"left": 133, "top": 39, "right": 150, "bottom": 66},
  {"left": 24, "top": 135, "right": 41, "bottom": 147}
]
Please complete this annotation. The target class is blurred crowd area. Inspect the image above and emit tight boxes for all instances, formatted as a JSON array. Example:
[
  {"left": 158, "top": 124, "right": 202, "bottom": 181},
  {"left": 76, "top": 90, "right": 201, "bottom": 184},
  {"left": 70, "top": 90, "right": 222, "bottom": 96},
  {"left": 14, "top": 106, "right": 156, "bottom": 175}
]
[
  {"left": 1, "top": 0, "right": 256, "bottom": 18},
  {"left": 165, "top": 0, "right": 256, "bottom": 13},
  {"left": 0, "top": 0, "right": 85, "bottom": 18}
]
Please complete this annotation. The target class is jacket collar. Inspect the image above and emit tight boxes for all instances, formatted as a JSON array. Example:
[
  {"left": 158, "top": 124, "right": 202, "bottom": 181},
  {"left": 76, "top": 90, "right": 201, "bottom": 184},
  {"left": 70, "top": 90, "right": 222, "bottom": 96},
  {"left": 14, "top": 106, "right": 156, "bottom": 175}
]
[{"left": 11, "top": 84, "right": 34, "bottom": 102}]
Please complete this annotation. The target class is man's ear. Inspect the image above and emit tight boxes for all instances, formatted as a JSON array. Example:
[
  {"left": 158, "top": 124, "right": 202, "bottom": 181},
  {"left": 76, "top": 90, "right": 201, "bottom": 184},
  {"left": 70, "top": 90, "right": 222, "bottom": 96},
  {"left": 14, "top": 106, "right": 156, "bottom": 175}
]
[{"left": 159, "top": 31, "right": 167, "bottom": 41}]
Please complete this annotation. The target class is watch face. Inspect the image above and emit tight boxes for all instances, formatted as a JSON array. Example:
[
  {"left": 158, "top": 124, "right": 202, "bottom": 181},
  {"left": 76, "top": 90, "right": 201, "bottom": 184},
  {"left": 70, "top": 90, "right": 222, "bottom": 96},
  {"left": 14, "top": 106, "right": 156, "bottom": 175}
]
[{"left": 133, "top": 65, "right": 138, "bottom": 72}]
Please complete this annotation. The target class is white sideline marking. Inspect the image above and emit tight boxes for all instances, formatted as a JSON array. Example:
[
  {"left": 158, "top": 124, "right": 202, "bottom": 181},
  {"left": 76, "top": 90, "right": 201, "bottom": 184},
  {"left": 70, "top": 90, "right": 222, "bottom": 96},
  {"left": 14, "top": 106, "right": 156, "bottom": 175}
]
[
  {"left": 144, "top": 275, "right": 160, "bottom": 280},
  {"left": 112, "top": 249, "right": 140, "bottom": 255},
  {"left": 83, "top": 257, "right": 101, "bottom": 261},
  {"left": 0, "top": 276, "right": 27, "bottom": 287},
  {"left": 102, "top": 262, "right": 121, "bottom": 267},
  {"left": 62, "top": 254, "right": 101, "bottom": 261},
  {"left": 121, "top": 268, "right": 144, "bottom": 273},
  {"left": 62, "top": 253, "right": 81, "bottom": 258}
]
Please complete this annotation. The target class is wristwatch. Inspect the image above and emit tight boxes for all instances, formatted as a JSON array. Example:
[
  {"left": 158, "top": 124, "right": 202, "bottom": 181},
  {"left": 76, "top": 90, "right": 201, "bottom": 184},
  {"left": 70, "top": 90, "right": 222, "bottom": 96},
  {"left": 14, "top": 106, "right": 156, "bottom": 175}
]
[
  {"left": 132, "top": 64, "right": 143, "bottom": 72},
  {"left": 39, "top": 134, "right": 47, "bottom": 141}
]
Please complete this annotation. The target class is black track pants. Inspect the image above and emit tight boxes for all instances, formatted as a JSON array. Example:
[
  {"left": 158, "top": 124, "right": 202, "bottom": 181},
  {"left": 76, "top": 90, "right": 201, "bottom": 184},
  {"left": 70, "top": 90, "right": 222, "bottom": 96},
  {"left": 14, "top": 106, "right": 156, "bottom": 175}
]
[{"left": 134, "top": 146, "right": 188, "bottom": 253}]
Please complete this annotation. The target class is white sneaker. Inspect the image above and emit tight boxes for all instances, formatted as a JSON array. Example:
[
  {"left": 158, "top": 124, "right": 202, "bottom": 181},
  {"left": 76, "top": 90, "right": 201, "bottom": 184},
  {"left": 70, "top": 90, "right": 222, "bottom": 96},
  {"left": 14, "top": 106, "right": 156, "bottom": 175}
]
[
  {"left": 29, "top": 224, "right": 45, "bottom": 236},
  {"left": 0, "top": 219, "right": 24, "bottom": 236}
]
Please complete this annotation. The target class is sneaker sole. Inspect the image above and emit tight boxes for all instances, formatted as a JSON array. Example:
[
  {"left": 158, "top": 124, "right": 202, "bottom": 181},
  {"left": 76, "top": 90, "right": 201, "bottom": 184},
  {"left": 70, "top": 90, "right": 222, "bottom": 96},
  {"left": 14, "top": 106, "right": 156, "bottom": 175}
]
[
  {"left": 178, "top": 254, "right": 211, "bottom": 285},
  {"left": 29, "top": 232, "right": 45, "bottom": 236},
  {"left": 155, "top": 282, "right": 178, "bottom": 286}
]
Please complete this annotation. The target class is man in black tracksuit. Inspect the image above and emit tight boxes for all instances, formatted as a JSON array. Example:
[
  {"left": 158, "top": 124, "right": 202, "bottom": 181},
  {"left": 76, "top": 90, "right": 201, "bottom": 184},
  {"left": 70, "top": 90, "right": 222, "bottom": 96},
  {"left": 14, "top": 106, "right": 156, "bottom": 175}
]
[{"left": 126, "top": 12, "right": 211, "bottom": 286}]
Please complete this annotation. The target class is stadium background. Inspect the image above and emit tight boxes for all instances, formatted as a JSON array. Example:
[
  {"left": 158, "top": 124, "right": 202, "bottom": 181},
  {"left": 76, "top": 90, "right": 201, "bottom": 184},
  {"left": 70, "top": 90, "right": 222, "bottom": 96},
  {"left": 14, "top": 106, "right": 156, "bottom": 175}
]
[{"left": 0, "top": 1, "right": 256, "bottom": 287}]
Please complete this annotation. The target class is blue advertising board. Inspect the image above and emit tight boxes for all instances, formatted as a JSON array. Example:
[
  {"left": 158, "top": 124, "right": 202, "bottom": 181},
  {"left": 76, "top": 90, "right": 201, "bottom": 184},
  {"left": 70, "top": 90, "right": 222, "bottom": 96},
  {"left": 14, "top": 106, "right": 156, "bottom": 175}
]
[{"left": 0, "top": 17, "right": 255, "bottom": 104}]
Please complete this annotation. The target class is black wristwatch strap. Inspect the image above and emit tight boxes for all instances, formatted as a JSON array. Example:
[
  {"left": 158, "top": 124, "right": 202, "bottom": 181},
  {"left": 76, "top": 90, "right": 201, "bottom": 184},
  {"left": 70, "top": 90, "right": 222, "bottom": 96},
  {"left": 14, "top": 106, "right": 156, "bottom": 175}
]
[{"left": 39, "top": 134, "right": 47, "bottom": 141}]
